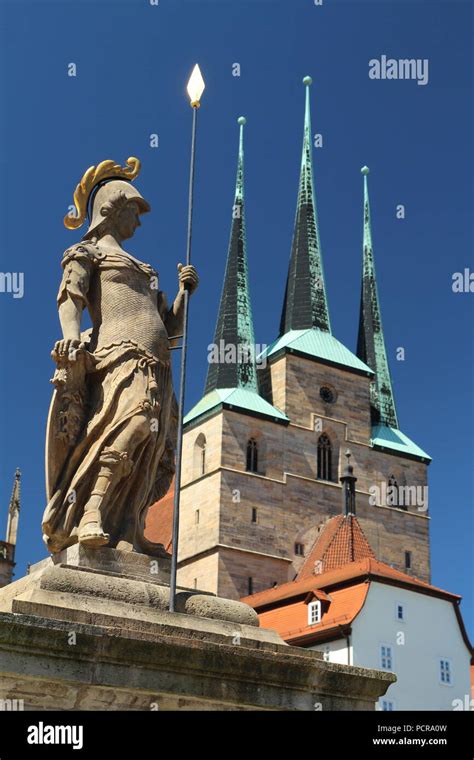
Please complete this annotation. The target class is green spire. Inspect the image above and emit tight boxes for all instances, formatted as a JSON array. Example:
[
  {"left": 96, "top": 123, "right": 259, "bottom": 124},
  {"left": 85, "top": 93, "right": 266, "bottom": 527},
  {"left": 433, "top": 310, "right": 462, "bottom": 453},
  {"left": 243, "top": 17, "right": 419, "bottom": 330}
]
[
  {"left": 204, "top": 117, "right": 258, "bottom": 395},
  {"left": 280, "top": 76, "right": 331, "bottom": 336},
  {"left": 357, "top": 167, "right": 399, "bottom": 429}
]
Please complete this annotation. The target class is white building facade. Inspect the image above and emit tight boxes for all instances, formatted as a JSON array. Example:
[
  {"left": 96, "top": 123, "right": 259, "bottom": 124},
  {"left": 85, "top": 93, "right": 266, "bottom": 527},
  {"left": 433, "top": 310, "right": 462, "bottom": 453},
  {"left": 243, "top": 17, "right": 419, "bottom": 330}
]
[{"left": 310, "top": 580, "right": 472, "bottom": 711}]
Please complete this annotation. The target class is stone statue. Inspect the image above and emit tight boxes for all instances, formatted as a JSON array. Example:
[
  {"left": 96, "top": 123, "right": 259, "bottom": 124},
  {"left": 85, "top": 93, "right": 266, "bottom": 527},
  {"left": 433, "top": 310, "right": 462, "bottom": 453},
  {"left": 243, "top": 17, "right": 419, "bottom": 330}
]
[{"left": 42, "top": 158, "right": 198, "bottom": 555}]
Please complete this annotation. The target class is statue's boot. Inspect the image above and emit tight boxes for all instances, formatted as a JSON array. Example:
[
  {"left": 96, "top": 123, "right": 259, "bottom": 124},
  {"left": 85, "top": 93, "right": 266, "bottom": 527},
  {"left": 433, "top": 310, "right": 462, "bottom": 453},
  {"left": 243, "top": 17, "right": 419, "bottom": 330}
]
[
  {"left": 78, "top": 448, "right": 132, "bottom": 548},
  {"left": 78, "top": 504, "right": 110, "bottom": 548}
]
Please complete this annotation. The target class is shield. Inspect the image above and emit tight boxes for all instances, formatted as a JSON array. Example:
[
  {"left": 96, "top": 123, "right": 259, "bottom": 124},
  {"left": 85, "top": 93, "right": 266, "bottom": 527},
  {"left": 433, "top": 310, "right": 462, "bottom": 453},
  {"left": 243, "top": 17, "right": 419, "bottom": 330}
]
[{"left": 45, "top": 342, "right": 94, "bottom": 501}]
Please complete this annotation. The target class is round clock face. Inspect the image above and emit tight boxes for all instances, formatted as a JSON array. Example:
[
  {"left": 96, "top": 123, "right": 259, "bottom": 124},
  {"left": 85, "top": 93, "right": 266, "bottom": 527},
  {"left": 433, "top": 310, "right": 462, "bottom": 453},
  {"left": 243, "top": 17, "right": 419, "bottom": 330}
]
[{"left": 320, "top": 386, "right": 335, "bottom": 404}]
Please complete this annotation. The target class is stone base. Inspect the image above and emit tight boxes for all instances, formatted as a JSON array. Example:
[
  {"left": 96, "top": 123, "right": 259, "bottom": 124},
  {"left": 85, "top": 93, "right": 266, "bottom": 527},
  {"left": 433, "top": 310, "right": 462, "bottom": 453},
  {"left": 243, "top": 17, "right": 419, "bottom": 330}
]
[{"left": 0, "top": 548, "right": 395, "bottom": 710}]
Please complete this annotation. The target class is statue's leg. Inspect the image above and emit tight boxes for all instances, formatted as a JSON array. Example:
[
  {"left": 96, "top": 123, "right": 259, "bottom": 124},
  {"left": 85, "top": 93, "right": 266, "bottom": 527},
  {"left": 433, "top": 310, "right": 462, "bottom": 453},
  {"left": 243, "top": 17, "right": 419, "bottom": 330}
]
[
  {"left": 78, "top": 449, "right": 131, "bottom": 547},
  {"left": 78, "top": 412, "right": 151, "bottom": 548}
]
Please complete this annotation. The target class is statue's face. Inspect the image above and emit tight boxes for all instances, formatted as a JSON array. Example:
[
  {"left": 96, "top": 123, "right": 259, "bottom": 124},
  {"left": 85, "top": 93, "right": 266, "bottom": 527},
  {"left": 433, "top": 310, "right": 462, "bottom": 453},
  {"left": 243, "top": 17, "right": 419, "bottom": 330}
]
[{"left": 115, "top": 201, "right": 141, "bottom": 240}]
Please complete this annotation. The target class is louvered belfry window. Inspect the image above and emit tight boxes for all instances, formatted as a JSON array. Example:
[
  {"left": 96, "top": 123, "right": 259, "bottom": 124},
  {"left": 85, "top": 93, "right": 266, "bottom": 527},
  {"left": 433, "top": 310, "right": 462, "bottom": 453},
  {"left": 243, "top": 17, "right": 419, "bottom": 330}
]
[
  {"left": 246, "top": 438, "right": 258, "bottom": 473},
  {"left": 317, "top": 434, "right": 333, "bottom": 481}
]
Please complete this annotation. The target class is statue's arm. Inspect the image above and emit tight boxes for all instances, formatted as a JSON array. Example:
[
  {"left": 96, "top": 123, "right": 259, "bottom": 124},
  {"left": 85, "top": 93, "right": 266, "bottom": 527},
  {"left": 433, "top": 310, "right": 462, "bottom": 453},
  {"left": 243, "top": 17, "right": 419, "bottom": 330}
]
[
  {"left": 55, "top": 248, "right": 93, "bottom": 351},
  {"left": 162, "top": 264, "right": 199, "bottom": 339},
  {"left": 164, "top": 290, "right": 185, "bottom": 338},
  {"left": 58, "top": 296, "right": 82, "bottom": 342}
]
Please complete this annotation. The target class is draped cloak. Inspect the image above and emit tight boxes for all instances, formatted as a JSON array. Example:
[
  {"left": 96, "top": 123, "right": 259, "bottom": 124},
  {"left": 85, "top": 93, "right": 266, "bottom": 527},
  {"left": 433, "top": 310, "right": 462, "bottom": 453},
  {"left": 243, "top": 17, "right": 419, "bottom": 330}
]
[{"left": 42, "top": 242, "right": 178, "bottom": 555}]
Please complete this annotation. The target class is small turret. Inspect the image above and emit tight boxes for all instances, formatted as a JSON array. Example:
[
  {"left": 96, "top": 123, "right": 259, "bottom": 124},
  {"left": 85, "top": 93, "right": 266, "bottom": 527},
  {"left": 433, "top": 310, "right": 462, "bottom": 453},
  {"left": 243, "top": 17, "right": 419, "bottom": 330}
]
[
  {"left": 0, "top": 468, "right": 21, "bottom": 587},
  {"left": 340, "top": 450, "right": 357, "bottom": 517}
]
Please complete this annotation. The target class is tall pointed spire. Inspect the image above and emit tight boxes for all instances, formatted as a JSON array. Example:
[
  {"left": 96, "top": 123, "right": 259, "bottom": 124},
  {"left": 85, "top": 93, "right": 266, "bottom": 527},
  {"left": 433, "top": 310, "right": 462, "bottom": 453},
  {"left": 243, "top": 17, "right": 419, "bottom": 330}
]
[
  {"left": 280, "top": 76, "right": 331, "bottom": 336},
  {"left": 6, "top": 467, "right": 20, "bottom": 546},
  {"left": 357, "top": 167, "right": 398, "bottom": 429},
  {"left": 204, "top": 117, "right": 258, "bottom": 395}
]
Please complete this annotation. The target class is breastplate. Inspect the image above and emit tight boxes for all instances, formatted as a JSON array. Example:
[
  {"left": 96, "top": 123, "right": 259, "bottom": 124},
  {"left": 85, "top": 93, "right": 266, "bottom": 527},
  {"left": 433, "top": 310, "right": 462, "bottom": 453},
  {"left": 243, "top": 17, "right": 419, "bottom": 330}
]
[{"left": 87, "top": 251, "right": 169, "bottom": 360}]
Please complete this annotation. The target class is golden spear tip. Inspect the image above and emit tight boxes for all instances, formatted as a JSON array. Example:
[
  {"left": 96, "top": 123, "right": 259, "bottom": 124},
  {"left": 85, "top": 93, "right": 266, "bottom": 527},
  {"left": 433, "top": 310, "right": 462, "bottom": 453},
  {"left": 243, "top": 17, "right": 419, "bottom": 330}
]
[{"left": 187, "top": 63, "right": 205, "bottom": 108}]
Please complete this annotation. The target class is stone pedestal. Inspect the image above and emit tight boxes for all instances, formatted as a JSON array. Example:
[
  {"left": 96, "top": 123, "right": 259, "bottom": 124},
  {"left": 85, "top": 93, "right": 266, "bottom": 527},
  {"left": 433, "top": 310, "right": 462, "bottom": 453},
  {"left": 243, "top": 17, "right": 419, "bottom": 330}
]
[{"left": 0, "top": 547, "right": 395, "bottom": 710}]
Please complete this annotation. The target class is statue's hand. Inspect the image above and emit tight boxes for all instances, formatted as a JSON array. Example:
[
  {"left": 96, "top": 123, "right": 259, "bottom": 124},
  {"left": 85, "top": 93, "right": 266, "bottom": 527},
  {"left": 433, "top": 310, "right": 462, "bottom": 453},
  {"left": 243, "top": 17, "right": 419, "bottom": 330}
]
[
  {"left": 52, "top": 338, "right": 84, "bottom": 363},
  {"left": 177, "top": 263, "right": 199, "bottom": 295}
]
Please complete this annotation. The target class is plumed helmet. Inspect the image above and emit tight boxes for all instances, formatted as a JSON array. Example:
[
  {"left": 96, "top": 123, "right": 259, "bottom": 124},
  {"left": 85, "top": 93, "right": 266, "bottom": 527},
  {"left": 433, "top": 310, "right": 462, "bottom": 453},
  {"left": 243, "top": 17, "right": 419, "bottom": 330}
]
[
  {"left": 63, "top": 157, "right": 150, "bottom": 237},
  {"left": 84, "top": 180, "right": 150, "bottom": 239}
]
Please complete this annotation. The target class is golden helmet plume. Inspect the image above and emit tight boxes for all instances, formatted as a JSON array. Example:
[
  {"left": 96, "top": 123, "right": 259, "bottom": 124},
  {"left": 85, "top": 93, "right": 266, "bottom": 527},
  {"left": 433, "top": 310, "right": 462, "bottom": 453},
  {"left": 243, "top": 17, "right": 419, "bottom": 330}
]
[{"left": 64, "top": 156, "right": 142, "bottom": 230}]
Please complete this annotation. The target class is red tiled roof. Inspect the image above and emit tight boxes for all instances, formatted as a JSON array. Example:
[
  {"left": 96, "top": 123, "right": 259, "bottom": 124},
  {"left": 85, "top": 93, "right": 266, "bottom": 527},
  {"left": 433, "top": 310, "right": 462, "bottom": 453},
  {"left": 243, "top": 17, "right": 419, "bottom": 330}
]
[
  {"left": 242, "top": 557, "right": 465, "bottom": 647},
  {"left": 243, "top": 512, "right": 459, "bottom": 612},
  {"left": 258, "top": 582, "right": 369, "bottom": 643},
  {"left": 144, "top": 478, "right": 174, "bottom": 553},
  {"left": 297, "top": 514, "right": 375, "bottom": 579},
  {"left": 242, "top": 557, "right": 461, "bottom": 610}
]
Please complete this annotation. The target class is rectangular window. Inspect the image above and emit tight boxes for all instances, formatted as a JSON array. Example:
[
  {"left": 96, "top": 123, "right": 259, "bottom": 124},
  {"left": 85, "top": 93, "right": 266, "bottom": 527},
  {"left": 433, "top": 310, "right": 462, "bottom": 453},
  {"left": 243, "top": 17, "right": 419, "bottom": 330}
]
[
  {"left": 308, "top": 600, "right": 321, "bottom": 625},
  {"left": 380, "top": 645, "right": 393, "bottom": 670},
  {"left": 380, "top": 699, "right": 395, "bottom": 711},
  {"left": 396, "top": 603, "right": 404, "bottom": 621},
  {"left": 193, "top": 578, "right": 197, "bottom": 589},
  {"left": 195, "top": 509, "right": 200, "bottom": 525},
  {"left": 295, "top": 542, "right": 304, "bottom": 556},
  {"left": 440, "top": 659, "right": 452, "bottom": 685},
  {"left": 323, "top": 645, "right": 330, "bottom": 662},
  {"left": 405, "top": 551, "right": 412, "bottom": 569},
  {"left": 251, "top": 508, "right": 257, "bottom": 523},
  {"left": 248, "top": 577, "right": 253, "bottom": 596}
]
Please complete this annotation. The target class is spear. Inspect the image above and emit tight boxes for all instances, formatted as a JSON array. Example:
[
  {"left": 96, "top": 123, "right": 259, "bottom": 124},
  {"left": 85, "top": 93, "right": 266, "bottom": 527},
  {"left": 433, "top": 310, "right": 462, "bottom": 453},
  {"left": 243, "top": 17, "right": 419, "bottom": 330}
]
[{"left": 169, "top": 64, "right": 205, "bottom": 613}]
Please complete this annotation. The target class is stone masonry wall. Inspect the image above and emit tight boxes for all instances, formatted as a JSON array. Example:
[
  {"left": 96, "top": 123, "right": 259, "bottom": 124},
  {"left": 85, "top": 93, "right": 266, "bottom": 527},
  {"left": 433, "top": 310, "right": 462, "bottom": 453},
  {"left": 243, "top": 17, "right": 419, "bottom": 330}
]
[{"left": 178, "top": 352, "right": 431, "bottom": 600}]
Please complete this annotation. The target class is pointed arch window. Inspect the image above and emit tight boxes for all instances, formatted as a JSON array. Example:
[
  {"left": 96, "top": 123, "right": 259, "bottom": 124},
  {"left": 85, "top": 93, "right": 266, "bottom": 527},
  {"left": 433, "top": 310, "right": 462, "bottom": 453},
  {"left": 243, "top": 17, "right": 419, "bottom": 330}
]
[
  {"left": 193, "top": 433, "right": 206, "bottom": 478},
  {"left": 388, "top": 474, "right": 405, "bottom": 510},
  {"left": 246, "top": 438, "right": 258, "bottom": 473},
  {"left": 317, "top": 434, "right": 333, "bottom": 482}
]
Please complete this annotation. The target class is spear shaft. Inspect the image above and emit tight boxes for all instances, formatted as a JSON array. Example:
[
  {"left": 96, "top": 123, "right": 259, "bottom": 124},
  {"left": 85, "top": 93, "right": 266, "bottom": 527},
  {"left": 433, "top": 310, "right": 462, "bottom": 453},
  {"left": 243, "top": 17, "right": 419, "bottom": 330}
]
[{"left": 169, "top": 102, "right": 199, "bottom": 613}]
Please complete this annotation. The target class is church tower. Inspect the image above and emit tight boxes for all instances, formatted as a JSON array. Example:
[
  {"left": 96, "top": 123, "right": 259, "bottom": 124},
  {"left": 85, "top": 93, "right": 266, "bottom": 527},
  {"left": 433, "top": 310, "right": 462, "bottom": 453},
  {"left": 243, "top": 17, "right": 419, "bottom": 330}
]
[
  {"left": 176, "top": 80, "right": 432, "bottom": 601},
  {"left": 0, "top": 468, "right": 21, "bottom": 588},
  {"left": 178, "top": 118, "right": 288, "bottom": 596}
]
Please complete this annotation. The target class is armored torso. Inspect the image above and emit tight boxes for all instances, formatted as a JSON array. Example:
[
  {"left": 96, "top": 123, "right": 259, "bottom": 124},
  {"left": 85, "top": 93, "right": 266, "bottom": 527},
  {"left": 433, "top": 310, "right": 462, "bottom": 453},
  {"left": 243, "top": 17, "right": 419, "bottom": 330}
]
[{"left": 59, "top": 243, "right": 170, "bottom": 362}]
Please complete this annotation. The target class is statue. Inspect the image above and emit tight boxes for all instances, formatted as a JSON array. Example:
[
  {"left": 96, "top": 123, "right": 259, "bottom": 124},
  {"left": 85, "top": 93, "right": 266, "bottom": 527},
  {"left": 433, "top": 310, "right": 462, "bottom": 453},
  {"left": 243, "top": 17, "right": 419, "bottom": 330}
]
[{"left": 42, "top": 158, "right": 198, "bottom": 555}]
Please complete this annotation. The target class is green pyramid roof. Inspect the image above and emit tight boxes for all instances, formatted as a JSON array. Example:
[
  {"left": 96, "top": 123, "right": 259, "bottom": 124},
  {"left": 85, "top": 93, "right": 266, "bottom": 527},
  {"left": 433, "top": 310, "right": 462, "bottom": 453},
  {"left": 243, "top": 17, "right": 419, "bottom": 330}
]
[
  {"left": 184, "top": 388, "right": 288, "bottom": 427},
  {"left": 371, "top": 425, "right": 431, "bottom": 462},
  {"left": 264, "top": 328, "right": 374, "bottom": 376}
]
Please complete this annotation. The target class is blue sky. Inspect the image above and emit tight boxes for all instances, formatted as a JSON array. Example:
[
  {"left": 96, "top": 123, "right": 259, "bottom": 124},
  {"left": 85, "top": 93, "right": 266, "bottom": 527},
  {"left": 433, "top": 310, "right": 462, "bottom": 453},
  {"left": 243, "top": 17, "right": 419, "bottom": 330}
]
[{"left": 0, "top": 0, "right": 472, "bottom": 635}]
